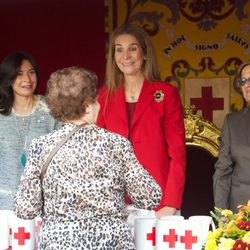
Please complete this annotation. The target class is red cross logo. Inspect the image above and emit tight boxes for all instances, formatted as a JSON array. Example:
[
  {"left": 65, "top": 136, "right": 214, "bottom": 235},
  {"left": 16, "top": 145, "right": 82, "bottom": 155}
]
[
  {"left": 180, "top": 230, "right": 198, "bottom": 249},
  {"left": 163, "top": 228, "right": 178, "bottom": 248},
  {"left": 190, "top": 86, "right": 224, "bottom": 121},
  {"left": 146, "top": 227, "right": 156, "bottom": 246},
  {"left": 14, "top": 227, "right": 30, "bottom": 245}
]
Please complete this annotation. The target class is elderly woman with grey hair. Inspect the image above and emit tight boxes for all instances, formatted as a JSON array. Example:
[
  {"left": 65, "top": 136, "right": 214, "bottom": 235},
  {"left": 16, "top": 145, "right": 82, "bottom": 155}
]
[{"left": 13, "top": 66, "right": 162, "bottom": 250}]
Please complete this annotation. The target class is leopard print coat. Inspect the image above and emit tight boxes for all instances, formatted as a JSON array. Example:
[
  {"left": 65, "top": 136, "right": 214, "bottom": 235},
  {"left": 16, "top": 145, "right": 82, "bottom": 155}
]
[{"left": 14, "top": 123, "right": 162, "bottom": 250}]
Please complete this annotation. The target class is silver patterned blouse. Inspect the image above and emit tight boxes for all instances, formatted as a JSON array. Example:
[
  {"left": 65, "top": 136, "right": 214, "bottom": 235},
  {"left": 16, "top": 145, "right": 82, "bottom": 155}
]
[{"left": 0, "top": 95, "right": 59, "bottom": 209}]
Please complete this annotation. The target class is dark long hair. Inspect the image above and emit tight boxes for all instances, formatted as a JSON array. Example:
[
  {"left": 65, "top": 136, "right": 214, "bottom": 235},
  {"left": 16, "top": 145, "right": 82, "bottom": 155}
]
[{"left": 0, "top": 51, "right": 40, "bottom": 115}]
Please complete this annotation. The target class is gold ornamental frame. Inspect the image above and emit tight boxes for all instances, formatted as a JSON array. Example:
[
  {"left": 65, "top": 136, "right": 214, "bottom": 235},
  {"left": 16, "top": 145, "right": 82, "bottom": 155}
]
[{"left": 184, "top": 105, "right": 221, "bottom": 157}]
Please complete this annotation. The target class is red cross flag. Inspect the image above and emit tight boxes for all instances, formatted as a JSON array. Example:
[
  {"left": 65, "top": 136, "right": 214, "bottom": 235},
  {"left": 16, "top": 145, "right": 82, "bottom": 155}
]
[
  {"left": 10, "top": 215, "right": 35, "bottom": 250},
  {"left": 185, "top": 78, "right": 230, "bottom": 129},
  {"left": 135, "top": 217, "right": 157, "bottom": 250}
]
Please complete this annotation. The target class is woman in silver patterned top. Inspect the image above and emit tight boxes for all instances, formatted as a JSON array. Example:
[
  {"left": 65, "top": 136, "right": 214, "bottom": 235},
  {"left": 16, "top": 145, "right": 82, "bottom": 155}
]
[
  {"left": 14, "top": 66, "right": 162, "bottom": 250},
  {"left": 0, "top": 51, "right": 59, "bottom": 209}
]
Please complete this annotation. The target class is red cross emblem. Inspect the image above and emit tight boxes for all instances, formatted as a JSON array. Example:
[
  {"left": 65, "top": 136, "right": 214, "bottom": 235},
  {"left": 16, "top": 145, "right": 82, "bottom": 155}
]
[
  {"left": 14, "top": 227, "right": 30, "bottom": 245},
  {"left": 180, "top": 230, "right": 198, "bottom": 249},
  {"left": 190, "top": 86, "right": 224, "bottom": 121},
  {"left": 163, "top": 228, "right": 178, "bottom": 248},
  {"left": 146, "top": 227, "right": 156, "bottom": 246}
]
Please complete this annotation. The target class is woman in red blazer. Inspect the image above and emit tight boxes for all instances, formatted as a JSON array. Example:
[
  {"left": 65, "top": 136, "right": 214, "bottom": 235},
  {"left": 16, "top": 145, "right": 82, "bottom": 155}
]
[{"left": 97, "top": 24, "right": 186, "bottom": 217}]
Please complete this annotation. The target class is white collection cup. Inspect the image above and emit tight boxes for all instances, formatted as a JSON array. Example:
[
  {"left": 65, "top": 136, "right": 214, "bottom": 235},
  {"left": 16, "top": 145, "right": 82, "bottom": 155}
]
[
  {"left": 178, "top": 219, "right": 202, "bottom": 250},
  {"left": 188, "top": 215, "right": 215, "bottom": 245},
  {"left": 156, "top": 219, "right": 181, "bottom": 250},
  {"left": 135, "top": 217, "right": 157, "bottom": 250},
  {"left": 11, "top": 214, "right": 35, "bottom": 250}
]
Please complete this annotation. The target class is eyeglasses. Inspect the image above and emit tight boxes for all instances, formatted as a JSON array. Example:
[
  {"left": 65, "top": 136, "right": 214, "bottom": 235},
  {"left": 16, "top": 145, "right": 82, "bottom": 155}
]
[{"left": 239, "top": 77, "right": 250, "bottom": 87}]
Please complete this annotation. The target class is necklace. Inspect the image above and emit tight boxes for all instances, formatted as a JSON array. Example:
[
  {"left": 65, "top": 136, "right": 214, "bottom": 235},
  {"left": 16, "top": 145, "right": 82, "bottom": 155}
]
[
  {"left": 129, "top": 95, "right": 135, "bottom": 101},
  {"left": 126, "top": 89, "right": 139, "bottom": 102},
  {"left": 13, "top": 112, "right": 32, "bottom": 167},
  {"left": 125, "top": 80, "right": 143, "bottom": 102}
]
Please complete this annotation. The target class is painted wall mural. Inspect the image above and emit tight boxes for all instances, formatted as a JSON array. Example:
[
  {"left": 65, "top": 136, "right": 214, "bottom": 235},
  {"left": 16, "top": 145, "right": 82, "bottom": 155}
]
[{"left": 108, "top": 0, "right": 250, "bottom": 128}]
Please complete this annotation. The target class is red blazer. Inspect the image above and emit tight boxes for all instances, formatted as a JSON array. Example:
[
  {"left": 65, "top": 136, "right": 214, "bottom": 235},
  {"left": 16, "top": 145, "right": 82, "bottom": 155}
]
[{"left": 97, "top": 80, "right": 186, "bottom": 210}]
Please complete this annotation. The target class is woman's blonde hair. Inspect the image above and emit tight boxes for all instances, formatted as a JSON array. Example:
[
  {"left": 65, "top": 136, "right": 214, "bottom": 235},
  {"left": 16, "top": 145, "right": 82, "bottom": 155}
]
[
  {"left": 106, "top": 24, "right": 161, "bottom": 92},
  {"left": 46, "top": 66, "right": 98, "bottom": 121}
]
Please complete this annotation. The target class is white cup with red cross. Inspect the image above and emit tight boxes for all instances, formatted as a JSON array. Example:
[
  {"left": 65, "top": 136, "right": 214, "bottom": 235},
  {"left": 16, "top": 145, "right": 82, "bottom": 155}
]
[
  {"left": 188, "top": 215, "right": 215, "bottom": 245},
  {"left": 178, "top": 219, "right": 202, "bottom": 250},
  {"left": 135, "top": 217, "right": 157, "bottom": 250},
  {"left": 10, "top": 214, "right": 35, "bottom": 250},
  {"left": 156, "top": 219, "right": 182, "bottom": 250}
]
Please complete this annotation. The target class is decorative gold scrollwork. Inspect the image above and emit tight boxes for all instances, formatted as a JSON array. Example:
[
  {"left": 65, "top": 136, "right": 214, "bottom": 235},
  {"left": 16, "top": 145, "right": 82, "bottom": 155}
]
[{"left": 184, "top": 105, "right": 221, "bottom": 157}]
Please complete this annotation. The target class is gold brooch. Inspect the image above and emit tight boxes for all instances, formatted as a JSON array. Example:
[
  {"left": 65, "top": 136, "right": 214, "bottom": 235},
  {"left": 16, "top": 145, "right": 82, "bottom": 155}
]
[{"left": 154, "top": 90, "right": 164, "bottom": 102}]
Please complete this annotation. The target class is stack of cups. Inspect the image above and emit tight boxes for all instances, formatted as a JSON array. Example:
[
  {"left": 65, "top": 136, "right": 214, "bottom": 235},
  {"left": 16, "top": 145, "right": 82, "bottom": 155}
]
[{"left": 135, "top": 215, "right": 210, "bottom": 250}]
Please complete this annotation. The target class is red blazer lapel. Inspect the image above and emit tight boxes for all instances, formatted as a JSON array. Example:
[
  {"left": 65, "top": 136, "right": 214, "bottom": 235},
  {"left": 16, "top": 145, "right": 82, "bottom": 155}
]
[{"left": 131, "top": 80, "right": 154, "bottom": 127}]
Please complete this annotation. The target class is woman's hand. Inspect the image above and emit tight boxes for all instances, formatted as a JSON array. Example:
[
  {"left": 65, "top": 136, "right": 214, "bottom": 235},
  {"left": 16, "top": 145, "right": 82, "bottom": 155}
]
[{"left": 155, "top": 206, "right": 177, "bottom": 219}]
